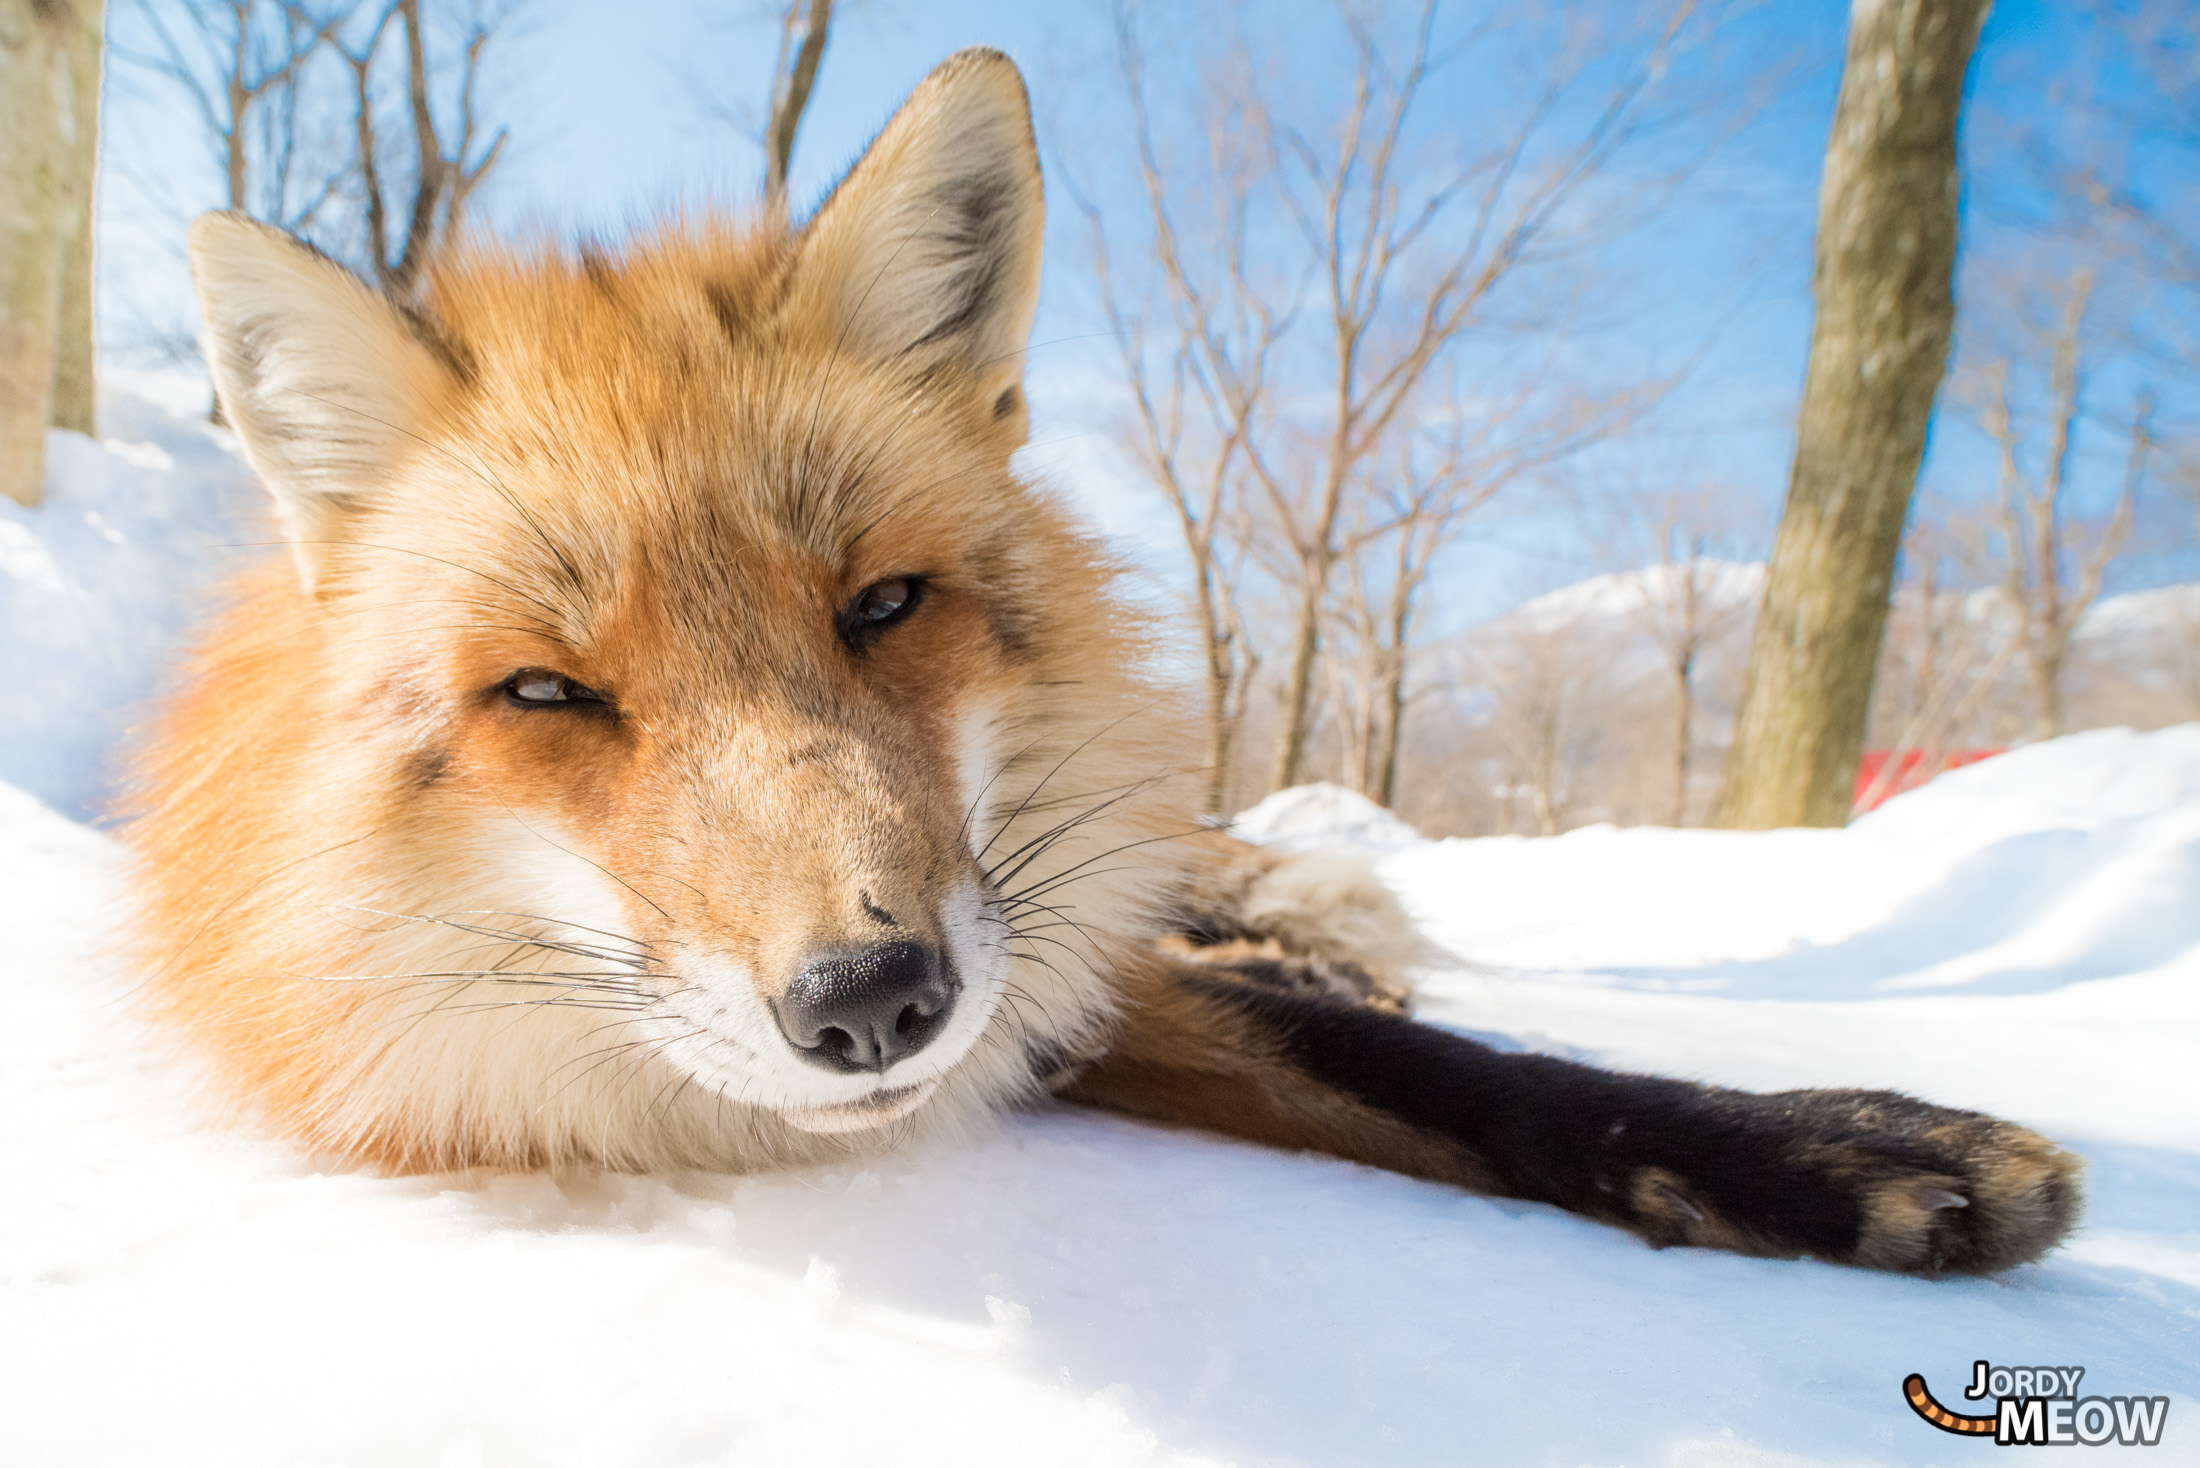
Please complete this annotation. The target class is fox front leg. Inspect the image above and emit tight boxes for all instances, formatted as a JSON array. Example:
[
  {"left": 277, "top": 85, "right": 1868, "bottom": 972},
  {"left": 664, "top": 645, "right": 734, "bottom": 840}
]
[{"left": 1061, "top": 963, "right": 2082, "bottom": 1275}]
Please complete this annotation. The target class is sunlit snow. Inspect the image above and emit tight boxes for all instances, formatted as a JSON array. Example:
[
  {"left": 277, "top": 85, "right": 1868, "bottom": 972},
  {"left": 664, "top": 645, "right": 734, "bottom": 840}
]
[{"left": 1, "top": 381, "right": 2194, "bottom": 1465}]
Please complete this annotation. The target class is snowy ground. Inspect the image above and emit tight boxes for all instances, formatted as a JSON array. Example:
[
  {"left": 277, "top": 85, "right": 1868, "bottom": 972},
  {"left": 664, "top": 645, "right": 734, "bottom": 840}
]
[
  {"left": 4, "top": 728, "right": 2196, "bottom": 1466},
  {"left": 0, "top": 373, "right": 266, "bottom": 821},
  {"left": 2, "top": 381, "right": 2195, "bottom": 1462}
]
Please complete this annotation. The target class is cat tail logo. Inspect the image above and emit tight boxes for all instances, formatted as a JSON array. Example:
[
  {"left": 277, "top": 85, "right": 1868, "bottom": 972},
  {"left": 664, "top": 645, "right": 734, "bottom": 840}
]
[
  {"left": 1904, "top": 1375, "right": 1996, "bottom": 1436},
  {"left": 1904, "top": 1362, "right": 2171, "bottom": 1446}
]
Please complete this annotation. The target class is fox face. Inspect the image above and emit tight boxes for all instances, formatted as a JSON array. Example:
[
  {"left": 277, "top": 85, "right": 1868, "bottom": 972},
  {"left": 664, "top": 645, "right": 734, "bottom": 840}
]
[{"left": 141, "top": 51, "right": 1193, "bottom": 1167}]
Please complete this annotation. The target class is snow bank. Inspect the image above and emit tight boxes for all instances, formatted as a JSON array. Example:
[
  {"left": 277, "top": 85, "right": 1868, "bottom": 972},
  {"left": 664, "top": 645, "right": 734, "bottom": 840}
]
[
  {"left": 1503, "top": 558, "right": 1766, "bottom": 633},
  {"left": 2083, "top": 583, "right": 2200, "bottom": 640},
  {"left": 5, "top": 723, "right": 2197, "bottom": 1464},
  {"left": 1230, "top": 780, "right": 1425, "bottom": 853},
  {"left": 0, "top": 372, "right": 269, "bottom": 820},
  {"left": 1350, "top": 726, "right": 2200, "bottom": 1154}
]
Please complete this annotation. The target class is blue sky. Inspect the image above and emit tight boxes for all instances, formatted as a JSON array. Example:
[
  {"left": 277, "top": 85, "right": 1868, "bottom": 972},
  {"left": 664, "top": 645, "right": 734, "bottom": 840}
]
[{"left": 96, "top": 0, "right": 2198, "bottom": 623}]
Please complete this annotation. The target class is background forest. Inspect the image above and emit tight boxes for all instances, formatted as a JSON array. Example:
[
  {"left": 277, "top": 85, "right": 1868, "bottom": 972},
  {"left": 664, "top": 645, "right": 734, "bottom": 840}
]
[{"left": 7, "top": 0, "right": 2198, "bottom": 834}]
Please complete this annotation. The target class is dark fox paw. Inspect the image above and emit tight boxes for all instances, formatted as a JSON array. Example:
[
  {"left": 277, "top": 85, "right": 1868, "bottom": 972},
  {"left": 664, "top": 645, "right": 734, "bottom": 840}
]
[
  {"left": 1820, "top": 1093, "right": 2083, "bottom": 1275},
  {"left": 1626, "top": 1089, "right": 2083, "bottom": 1276}
]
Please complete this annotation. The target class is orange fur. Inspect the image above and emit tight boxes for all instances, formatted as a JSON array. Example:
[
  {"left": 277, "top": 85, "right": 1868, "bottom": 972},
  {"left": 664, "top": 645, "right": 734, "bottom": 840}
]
[{"left": 128, "top": 51, "right": 1204, "bottom": 1172}]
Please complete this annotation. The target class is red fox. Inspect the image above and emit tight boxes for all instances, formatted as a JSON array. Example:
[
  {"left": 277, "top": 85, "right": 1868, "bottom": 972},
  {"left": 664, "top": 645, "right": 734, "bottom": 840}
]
[{"left": 131, "top": 48, "right": 2078, "bottom": 1274}]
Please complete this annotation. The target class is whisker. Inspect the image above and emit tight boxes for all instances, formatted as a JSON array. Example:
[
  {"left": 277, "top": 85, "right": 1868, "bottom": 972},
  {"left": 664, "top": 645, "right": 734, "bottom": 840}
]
[
  {"left": 1002, "top": 825, "right": 1213, "bottom": 907},
  {"left": 322, "top": 906, "right": 659, "bottom": 970},
  {"left": 291, "top": 970, "right": 649, "bottom": 990},
  {"left": 975, "top": 711, "right": 1148, "bottom": 865}
]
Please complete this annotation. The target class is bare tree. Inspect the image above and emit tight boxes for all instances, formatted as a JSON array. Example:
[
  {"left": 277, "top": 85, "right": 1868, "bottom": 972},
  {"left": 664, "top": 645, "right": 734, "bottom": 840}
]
[
  {"left": 116, "top": 0, "right": 517, "bottom": 302},
  {"left": 1614, "top": 488, "right": 1754, "bottom": 826},
  {"left": 1332, "top": 472, "right": 1461, "bottom": 807},
  {"left": 2, "top": 0, "right": 103, "bottom": 507},
  {"left": 115, "top": 0, "right": 344, "bottom": 230},
  {"left": 336, "top": 0, "right": 511, "bottom": 295},
  {"left": 1081, "top": 146, "right": 1282, "bottom": 813},
  {"left": 1872, "top": 515, "right": 1977, "bottom": 740},
  {"left": 1478, "top": 609, "right": 1607, "bottom": 836},
  {"left": 1327, "top": 371, "right": 1654, "bottom": 807},
  {"left": 2171, "top": 460, "right": 2200, "bottom": 716},
  {"left": 48, "top": 0, "right": 102, "bottom": 438},
  {"left": 762, "top": 0, "right": 830, "bottom": 212},
  {"left": 2010, "top": 0, "right": 2200, "bottom": 381},
  {"left": 1713, "top": 0, "right": 1990, "bottom": 829},
  {"left": 1098, "top": 0, "right": 1737, "bottom": 800},
  {"left": 1856, "top": 513, "right": 2023, "bottom": 809},
  {"left": 681, "top": 0, "right": 842, "bottom": 216},
  {"left": 1972, "top": 270, "right": 2148, "bottom": 740}
]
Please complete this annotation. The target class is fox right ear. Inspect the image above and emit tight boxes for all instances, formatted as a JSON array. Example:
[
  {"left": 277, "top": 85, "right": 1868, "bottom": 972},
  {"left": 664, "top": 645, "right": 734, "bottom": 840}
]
[
  {"left": 188, "top": 212, "right": 458, "bottom": 592},
  {"left": 785, "top": 49, "right": 1044, "bottom": 444}
]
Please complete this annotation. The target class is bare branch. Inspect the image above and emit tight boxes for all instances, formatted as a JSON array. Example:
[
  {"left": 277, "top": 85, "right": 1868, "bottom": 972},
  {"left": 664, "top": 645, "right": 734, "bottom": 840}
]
[{"left": 763, "top": 0, "right": 831, "bottom": 211}]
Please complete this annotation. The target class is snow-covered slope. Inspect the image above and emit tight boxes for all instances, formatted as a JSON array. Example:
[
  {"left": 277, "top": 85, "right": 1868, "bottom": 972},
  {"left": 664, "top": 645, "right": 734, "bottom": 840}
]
[
  {"left": 4, "top": 728, "right": 2196, "bottom": 1465},
  {"left": 1502, "top": 559, "right": 1767, "bottom": 633},
  {"left": 1232, "top": 781, "right": 1425, "bottom": 853},
  {"left": 1434, "top": 561, "right": 2197, "bottom": 703},
  {"left": 0, "top": 372, "right": 269, "bottom": 820},
  {"left": 2085, "top": 583, "right": 2200, "bottom": 641}
]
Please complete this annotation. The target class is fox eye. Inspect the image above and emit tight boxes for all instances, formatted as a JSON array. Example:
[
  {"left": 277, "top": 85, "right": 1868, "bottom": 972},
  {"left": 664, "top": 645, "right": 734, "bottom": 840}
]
[
  {"left": 501, "top": 668, "right": 609, "bottom": 711},
  {"left": 844, "top": 577, "right": 921, "bottom": 642}
]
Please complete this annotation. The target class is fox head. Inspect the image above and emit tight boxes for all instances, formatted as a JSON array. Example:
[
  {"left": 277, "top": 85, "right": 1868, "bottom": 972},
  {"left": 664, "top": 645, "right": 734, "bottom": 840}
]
[{"left": 145, "top": 50, "right": 1193, "bottom": 1167}]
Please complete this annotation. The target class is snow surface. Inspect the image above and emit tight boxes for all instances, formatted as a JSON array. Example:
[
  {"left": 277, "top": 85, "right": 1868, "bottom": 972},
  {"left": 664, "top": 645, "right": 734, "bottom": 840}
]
[
  {"left": 1500, "top": 560, "right": 1767, "bottom": 634},
  {"left": 2, "top": 377, "right": 2195, "bottom": 1463},
  {"left": 1485, "top": 560, "right": 2194, "bottom": 649},
  {"left": 1232, "top": 782, "right": 1426, "bottom": 854},
  {"left": 4, "top": 728, "right": 2197, "bottom": 1465},
  {"left": 0, "top": 372, "right": 268, "bottom": 820},
  {"left": 1429, "top": 559, "right": 2199, "bottom": 706},
  {"left": 2085, "top": 584, "right": 2200, "bottom": 641}
]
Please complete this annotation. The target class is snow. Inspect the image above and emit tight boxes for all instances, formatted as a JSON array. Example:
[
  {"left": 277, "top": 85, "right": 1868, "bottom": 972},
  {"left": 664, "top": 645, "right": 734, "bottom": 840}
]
[
  {"left": 1502, "top": 559, "right": 1767, "bottom": 633},
  {"left": 2086, "top": 584, "right": 2200, "bottom": 641},
  {"left": 1435, "top": 564, "right": 2200, "bottom": 715},
  {"left": 5, "top": 727, "right": 2197, "bottom": 1465},
  {"left": 0, "top": 372, "right": 268, "bottom": 821},
  {"left": 1231, "top": 781, "right": 1426, "bottom": 853},
  {"left": 1486, "top": 561, "right": 2200, "bottom": 655},
  {"left": 2, "top": 396, "right": 2195, "bottom": 1462}
]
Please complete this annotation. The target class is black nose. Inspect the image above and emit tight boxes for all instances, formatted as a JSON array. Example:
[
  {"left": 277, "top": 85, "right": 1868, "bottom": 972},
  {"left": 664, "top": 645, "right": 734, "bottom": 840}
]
[{"left": 773, "top": 941, "right": 957, "bottom": 1073}]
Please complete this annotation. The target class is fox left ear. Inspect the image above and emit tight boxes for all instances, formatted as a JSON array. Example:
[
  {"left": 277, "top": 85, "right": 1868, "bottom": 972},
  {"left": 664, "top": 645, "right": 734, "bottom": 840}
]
[
  {"left": 786, "top": 48, "right": 1044, "bottom": 443},
  {"left": 188, "top": 211, "right": 459, "bottom": 593}
]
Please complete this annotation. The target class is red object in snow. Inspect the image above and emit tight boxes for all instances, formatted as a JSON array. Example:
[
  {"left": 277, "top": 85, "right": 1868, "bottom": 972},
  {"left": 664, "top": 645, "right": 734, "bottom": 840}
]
[{"left": 1853, "top": 748, "right": 2005, "bottom": 813}]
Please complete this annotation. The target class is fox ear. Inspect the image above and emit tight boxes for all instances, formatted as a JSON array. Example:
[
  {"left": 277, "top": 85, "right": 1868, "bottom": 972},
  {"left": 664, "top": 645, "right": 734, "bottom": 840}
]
[
  {"left": 786, "top": 48, "right": 1044, "bottom": 442},
  {"left": 188, "top": 212, "right": 458, "bottom": 591}
]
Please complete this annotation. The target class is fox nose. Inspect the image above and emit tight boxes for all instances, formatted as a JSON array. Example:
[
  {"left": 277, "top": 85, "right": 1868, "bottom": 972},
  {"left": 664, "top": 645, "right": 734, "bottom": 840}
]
[{"left": 774, "top": 941, "right": 957, "bottom": 1073}]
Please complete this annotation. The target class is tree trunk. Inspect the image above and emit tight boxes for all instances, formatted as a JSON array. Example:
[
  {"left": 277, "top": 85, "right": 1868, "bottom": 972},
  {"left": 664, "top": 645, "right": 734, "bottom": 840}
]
[
  {"left": 1271, "top": 557, "right": 1327, "bottom": 790},
  {"left": 1, "top": 0, "right": 79, "bottom": 506},
  {"left": 1200, "top": 599, "right": 1239, "bottom": 817},
  {"left": 1342, "top": 649, "right": 1374, "bottom": 796},
  {"left": 2027, "top": 625, "right": 2066, "bottom": 741},
  {"left": 391, "top": 0, "right": 444, "bottom": 296},
  {"left": 1373, "top": 580, "right": 1414, "bottom": 808},
  {"left": 1530, "top": 707, "right": 1561, "bottom": 837},
  {"left": 1711, "top": 0, "right": 1989, "bottom": 830},
  {"left": 1179, "top": 531, "right": 1240, "bottom": 814},
  {"left": 1204, "top": 689, "right": 1239, "bottom": 817},
  {"left": 1670, "top": 656, "right": 1695, "bottom": 826},
  {"left": 48, "top": 0, "right": 99, "bottom": 437},
  {"left": 764, "top": 0, "right": 831, "bottom": 211},
  {"left": 1374, "top": 650, "right": 1407, "bottom": 808}
]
